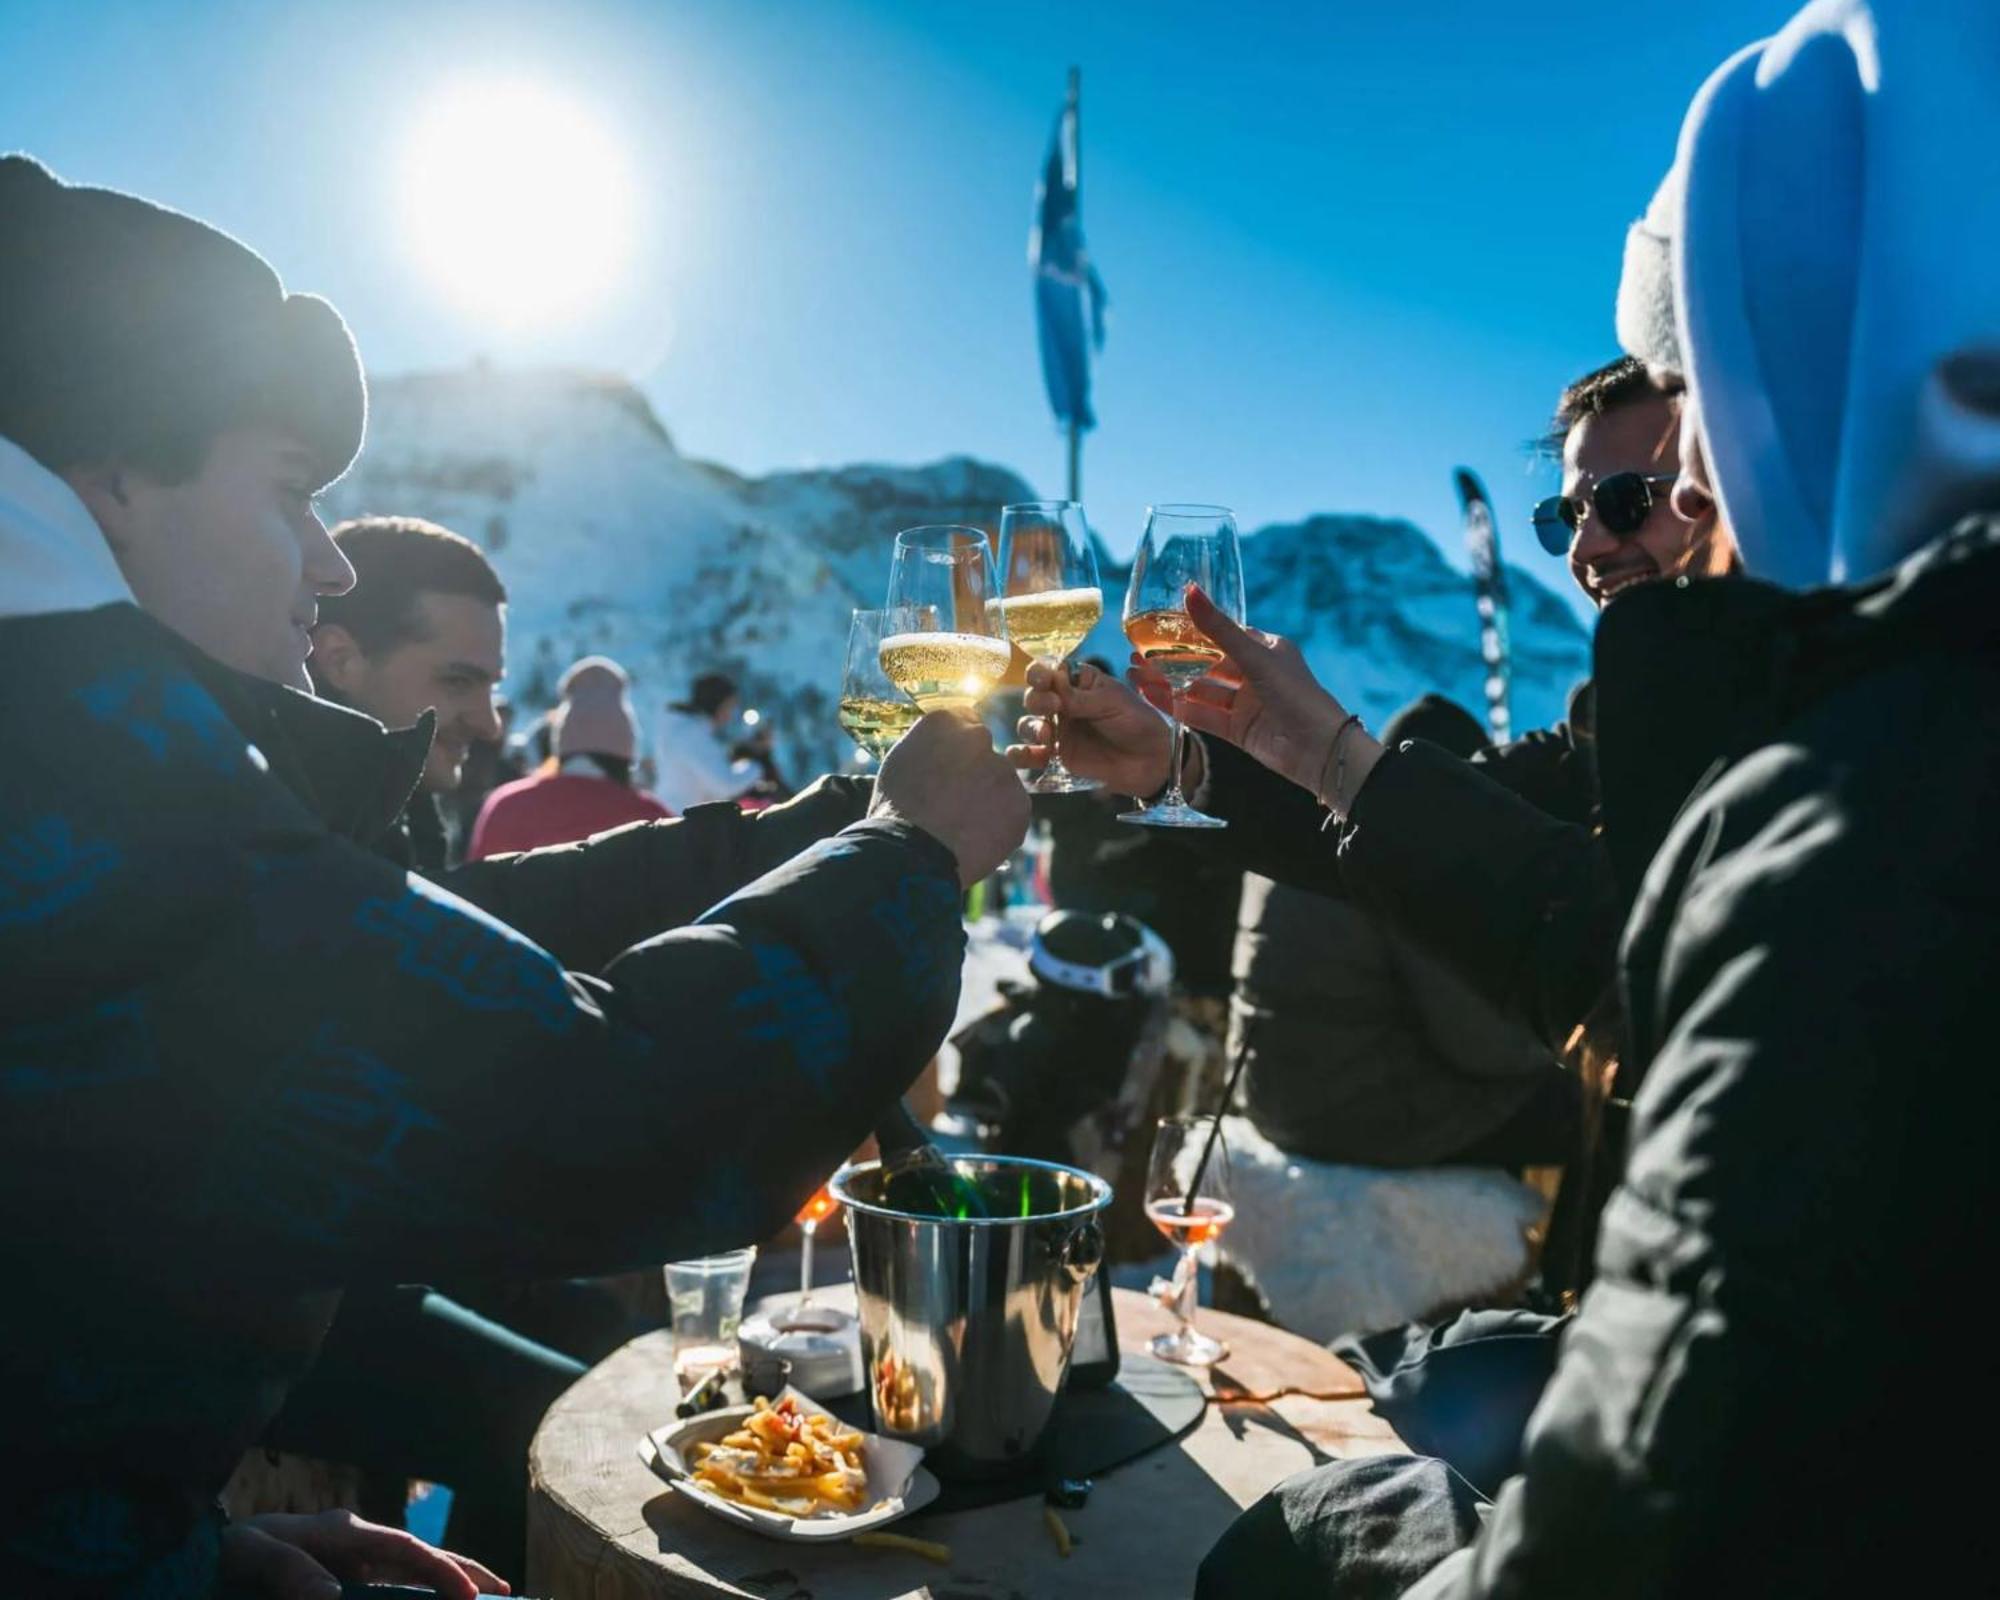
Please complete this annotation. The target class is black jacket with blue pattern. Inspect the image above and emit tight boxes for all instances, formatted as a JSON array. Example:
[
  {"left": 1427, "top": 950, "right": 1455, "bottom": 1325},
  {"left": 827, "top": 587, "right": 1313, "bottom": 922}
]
[{"left": 0, "top": 600, "right": 964, "bottom": 1597}]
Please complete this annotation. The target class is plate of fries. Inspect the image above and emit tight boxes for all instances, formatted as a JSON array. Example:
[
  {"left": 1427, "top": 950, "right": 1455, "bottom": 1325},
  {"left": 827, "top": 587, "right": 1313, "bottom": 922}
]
[{"left": 640, "top": 1388, "right": 938, "bottom": 1542}]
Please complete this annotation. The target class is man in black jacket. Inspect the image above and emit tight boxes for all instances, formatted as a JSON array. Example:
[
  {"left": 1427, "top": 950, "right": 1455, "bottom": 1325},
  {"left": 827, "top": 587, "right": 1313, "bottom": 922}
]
[
  {"left": 0, "top": 154, "right": 1028, "bottom": 1599},
  {"left": 1014, "top": 355, "right": 1734, "bottom": 1057},
  {"left": 1200, "top": 3, "right": 2000, "bottom": 1592}
]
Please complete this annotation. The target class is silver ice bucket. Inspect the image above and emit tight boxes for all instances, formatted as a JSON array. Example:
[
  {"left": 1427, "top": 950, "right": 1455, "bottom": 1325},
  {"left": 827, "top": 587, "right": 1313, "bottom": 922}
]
[{"left": 831, "top": 1155, "right": 1111, "bottom": 1481}]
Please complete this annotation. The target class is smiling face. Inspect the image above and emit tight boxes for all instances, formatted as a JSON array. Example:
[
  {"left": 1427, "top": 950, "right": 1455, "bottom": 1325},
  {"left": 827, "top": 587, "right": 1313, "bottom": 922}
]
[
  {"left": 312, "top": 591, "right": 506, "bottom": 792},
  {"left": 1562, "top": 387, "right": 1739, "bottom": 607}
]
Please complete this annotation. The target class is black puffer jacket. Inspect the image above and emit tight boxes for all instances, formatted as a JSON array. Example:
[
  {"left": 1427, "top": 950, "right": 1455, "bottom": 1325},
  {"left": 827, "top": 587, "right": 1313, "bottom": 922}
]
[
  {"left": 1196, "top": 682, "right": 1617, "bottom": 1053},
  {"left": 0, "top": 602, "right": 963, "bottom": 1598},
  {"left": 1407, "top": 518, "right": 2000, "bottom": 1596},
  {"left": 1230, "top": 874, "right": 1564, "bottom": 1168}
]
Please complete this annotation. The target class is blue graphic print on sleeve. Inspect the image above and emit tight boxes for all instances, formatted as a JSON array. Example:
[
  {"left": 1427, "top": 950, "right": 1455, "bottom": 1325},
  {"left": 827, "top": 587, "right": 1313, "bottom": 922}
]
[
  {"left": 729, "top": 940, "right": 851, "bottom": 1092},
  {"left": 74, "top": 666, "right": 251, "bottom": 776},
  {"left": 0, "top": 815, "right": 120, "bottom": 929},
  {"left": 2, "top": 996, "right": 155, "bottom": 1097},
  {"left": 871, "top": 873, "right": 965, "bottom": 1007},
  {"left": 354, "top": 881, "right": 576, "bottom": 1035},
  {"left": 233, "top": 1021, "right": 452, "bottom": 1247}
]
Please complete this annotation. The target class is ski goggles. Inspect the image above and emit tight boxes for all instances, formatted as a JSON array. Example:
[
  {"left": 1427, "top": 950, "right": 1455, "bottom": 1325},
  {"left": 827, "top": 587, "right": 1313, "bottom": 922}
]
[
  {"left": 1030, "top": 939, "right": 1152, "bottom": 998},
  {"left": 1532, "top": 472, "right": 1678, "bottom": 555}
]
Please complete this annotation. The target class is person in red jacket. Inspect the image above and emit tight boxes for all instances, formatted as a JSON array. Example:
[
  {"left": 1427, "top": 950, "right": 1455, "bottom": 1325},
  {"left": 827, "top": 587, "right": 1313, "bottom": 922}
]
[{"left": 468, "top": 655, "right": 670, "bottom": 858}]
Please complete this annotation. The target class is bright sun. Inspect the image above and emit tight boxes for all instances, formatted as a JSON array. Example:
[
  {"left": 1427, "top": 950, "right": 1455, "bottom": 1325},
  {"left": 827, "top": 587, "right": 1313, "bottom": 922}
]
[{"left": 403, "top": 80, "right": 634, "bottom": 324}]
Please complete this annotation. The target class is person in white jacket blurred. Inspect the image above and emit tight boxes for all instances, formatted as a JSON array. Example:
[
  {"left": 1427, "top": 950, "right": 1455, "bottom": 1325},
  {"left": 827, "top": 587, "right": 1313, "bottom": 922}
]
[{"left": 653, "top": 670, "right": 762, "bottom": 813}]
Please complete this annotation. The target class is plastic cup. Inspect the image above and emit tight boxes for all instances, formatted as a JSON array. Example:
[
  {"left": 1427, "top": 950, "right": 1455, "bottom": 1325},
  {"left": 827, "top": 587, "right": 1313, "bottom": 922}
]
[{"left": 663, "top": 1247, "right": 757, "bottom": 1384}]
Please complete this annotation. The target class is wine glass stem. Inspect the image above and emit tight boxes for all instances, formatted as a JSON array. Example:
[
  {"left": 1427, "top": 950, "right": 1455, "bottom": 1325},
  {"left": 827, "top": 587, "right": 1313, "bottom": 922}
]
[
  {"left": 798, "top": 1220, "right": 816, "bottom": 1310},
  {"left": 1175, "top": 1244, "right": 1201, "bottom": 1340},
  {"left": 1163, "top": 689, "right": 1190, "bottom": 808},
  {"left": 1041, "top": 656, "right": 1074, "bottom": 779}
]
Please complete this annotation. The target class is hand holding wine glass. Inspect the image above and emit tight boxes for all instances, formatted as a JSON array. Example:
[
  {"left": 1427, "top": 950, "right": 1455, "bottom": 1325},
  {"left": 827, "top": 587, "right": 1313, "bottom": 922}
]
[
  {"left": 1008, "top": 656, "right": 1176, "bottom": 796},
  {"left": 867, "top": 710, "right": 1029, "bottom": 888},
  {"left": 1144, "top": 1114, "right": 1234, "bottom": 1366},
  {"left": 1129, "top": 585, "right": 1381, "bottom": 810},
  {"left": 1120, "top": 505, "right": 1246, "bottom": 828},
  {"left": 997, "top": 500, "right": 1103, "bottom": 793}
]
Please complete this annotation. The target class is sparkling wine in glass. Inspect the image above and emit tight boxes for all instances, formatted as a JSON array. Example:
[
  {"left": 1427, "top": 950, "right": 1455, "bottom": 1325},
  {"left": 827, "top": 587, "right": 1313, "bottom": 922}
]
[
  {"left": 881, "top": 525, "right": 1012, "bottom": 711},
  {"left": 838, "top": 607, "right": 927, "bottom": 760},
  {"left": 997, "top": 500, "right": 1103, "bottom": 793},
  {"left": 1144, "top": 1114, "right": 1234, "bottom": 1366},
  {"left": 1120, "top": 504, "right": 1246, "bottom": 829}
]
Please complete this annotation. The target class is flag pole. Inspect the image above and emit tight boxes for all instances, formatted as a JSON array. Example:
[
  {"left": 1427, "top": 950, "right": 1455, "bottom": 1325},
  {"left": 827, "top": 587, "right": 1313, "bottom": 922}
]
[{"left": 1066, "top": 65, "right": 1082, "bottom": 503}]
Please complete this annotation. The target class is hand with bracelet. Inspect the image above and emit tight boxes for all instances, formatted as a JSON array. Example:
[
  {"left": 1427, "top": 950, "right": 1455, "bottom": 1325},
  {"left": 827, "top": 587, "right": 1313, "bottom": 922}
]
[{"left": 1010, "top": 585, "right": 1384, "bottom": 818}]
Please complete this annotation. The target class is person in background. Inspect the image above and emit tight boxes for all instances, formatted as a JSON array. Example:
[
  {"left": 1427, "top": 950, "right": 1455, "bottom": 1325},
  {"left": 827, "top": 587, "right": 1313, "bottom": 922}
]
[
  {"left": 445, "top": 691, "right": 526, "bottom": 853},
  {"left": 653, "top": 670, "right": 761, "bottom": 813},
  {"left": 307, "top": 514, "right": 506, "bottom": 869},
  {"left": 468, "top": 656, "right": 670, "bottom": 859},
  {"left": 1231, "top": 693, "right": 1573, "bottom": 1175}
]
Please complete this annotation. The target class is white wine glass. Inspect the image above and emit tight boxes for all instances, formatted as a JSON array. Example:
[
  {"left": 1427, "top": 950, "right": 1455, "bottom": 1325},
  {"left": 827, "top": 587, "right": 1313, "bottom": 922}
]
[
  {"left": 1120, "top": 504, "right": 1246, "bottom": 828},
  {"left": 998, "top": 499, "right": 1103, "bottom": 794},
  {"left": 881, "top": 525, "right": 1012, "bottom": 713},
  {"left": 1144, "top": 1115, "right": 1234, "bottom": 1366},
  {"left": 837, "top": 607, "right": 926, "bottom": 761}
]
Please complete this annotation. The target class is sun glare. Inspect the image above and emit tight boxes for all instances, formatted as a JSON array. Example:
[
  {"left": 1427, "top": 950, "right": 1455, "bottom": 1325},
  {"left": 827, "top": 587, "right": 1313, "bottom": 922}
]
[{"left": 403, "top": 79, "right": 634, "bottom": 324}]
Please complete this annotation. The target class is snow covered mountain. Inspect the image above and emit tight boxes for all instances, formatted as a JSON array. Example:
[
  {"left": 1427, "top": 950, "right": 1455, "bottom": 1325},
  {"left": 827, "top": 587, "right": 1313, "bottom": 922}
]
[{"left": 323, "top": 365, "right": 1589, "bottom": 778}]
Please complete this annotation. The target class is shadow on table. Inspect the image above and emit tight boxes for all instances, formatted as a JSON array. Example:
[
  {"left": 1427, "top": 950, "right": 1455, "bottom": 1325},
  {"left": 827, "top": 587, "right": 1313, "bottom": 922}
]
[
  {"left": 636, "top": 1431, "right": 1276, "bottom": 1598},
  {"left": 1207, "top": 1364, "right": 1335, "bottom": 1471}
]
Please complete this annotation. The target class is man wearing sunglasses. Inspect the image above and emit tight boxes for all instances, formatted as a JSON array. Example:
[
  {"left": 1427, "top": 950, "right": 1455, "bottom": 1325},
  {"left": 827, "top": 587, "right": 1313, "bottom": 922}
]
[
  {"left": 1015, "top": 349, "right": 1744, "bottom": 1559},
  {"left": 1535, "top": 356, "right": 1737, "bottom": 604},
  {"left": 1017, "top": 351, "right": 1738, "bottom": 1058}
]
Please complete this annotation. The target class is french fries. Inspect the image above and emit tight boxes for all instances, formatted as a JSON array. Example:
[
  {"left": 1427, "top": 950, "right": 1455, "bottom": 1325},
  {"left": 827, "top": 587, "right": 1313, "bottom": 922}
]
[
  {"left": 854, "top": 1530, "right": 953, "bottom": 1565},
  {"left": 1044, "top": 1505, "right": 1074, "bottom": 1558},
  {"left": 687, "top": 1395, "right": 872, "bottom": 1517}
]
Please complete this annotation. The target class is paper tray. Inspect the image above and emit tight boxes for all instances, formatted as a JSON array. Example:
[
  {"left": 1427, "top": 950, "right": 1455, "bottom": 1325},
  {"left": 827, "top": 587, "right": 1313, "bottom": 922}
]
[{"left": 639, "top": 1386, "right": 940, "bottom": 1543}]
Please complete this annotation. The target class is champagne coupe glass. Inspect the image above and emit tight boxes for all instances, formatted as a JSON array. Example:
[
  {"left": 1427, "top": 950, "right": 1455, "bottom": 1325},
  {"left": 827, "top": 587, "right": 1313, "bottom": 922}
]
[
  {"left": 1144, "top": 1115, "right": 1234, "bottom": 1366},
  {"left": 793, "top": 1181, "right": 839, "bottom": 1316},
  {"left": 881, "top": 526, "right": 1011, "bottom": 713},
  {"left": 998, "top": 499, "right": 1103, "bottom": 793},
  {"left": 1120, "top": 504, "right": 1246, "bottom": 828},
  {"left": 837, "top": 607, "right": 926, "bottom": 760}
]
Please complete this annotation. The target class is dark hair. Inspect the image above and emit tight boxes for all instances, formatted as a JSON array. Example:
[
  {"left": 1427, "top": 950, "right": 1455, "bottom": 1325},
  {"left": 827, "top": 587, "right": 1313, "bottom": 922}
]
[
  {"left": 316, "top": 516, "right": 506, "bottom": 654},
  {"left": 1537, "top": 356, "right": 1683, "bottom": 459},
  {"left": 1381, "top": 693, "right": 1491, "bottom": 760},
  {"left": 673, "top": 672, "right": 738, "bottom": 718},
  {"left": 0, "top": 155, "right": 365, "bottom": 489},
  {"left": 574, "top": 753, "right": 632, "bottom": 785}
]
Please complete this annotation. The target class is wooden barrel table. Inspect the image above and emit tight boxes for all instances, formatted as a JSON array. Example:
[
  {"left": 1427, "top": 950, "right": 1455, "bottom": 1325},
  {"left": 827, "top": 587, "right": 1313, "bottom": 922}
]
[{"left": 527, "top": 1288, "right": 1408, "bottom": 1599}]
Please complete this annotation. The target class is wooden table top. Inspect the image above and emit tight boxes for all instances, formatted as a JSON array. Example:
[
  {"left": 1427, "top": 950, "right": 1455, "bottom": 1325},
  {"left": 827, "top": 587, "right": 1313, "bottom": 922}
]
[{"left": 526, "top": 1288, "right": 1408, "bottom": 1599}]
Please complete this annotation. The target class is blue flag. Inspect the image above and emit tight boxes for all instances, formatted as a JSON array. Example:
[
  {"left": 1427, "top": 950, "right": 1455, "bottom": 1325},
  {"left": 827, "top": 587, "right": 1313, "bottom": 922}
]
[{"left": 1030, "top": 87, "right": 1107, "bottom": 431}]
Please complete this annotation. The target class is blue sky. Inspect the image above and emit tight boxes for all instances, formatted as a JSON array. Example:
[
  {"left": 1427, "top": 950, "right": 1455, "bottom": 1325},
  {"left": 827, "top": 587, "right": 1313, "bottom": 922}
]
[{"left": 2, "top": 0, "right": 1789, "bottom": 615}]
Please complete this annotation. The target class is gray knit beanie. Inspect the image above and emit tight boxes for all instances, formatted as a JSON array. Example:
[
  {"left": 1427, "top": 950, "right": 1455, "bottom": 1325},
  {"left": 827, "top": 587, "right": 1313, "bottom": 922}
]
[{"left": 0, "top": 154, "right": 365, "bottom": 489}]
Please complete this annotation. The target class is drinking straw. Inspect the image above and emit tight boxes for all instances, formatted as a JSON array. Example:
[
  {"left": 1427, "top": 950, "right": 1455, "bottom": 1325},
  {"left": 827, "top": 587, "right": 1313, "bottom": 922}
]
[{"left": 1181, "top": 1048, "right": 1251, "bottom": 1214}]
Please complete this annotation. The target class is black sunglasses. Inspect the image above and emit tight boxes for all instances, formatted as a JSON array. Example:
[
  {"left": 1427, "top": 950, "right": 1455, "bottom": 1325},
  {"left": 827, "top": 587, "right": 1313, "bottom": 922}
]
[{"left": 1532, "top": 473, "right": 1678, "bottom": 555}]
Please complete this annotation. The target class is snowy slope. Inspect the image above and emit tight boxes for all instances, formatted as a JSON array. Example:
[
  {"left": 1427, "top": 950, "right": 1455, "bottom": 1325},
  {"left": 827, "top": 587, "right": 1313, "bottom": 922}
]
[{"left": 324, "top": 365, "right": 1590, "bottom": 778}]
